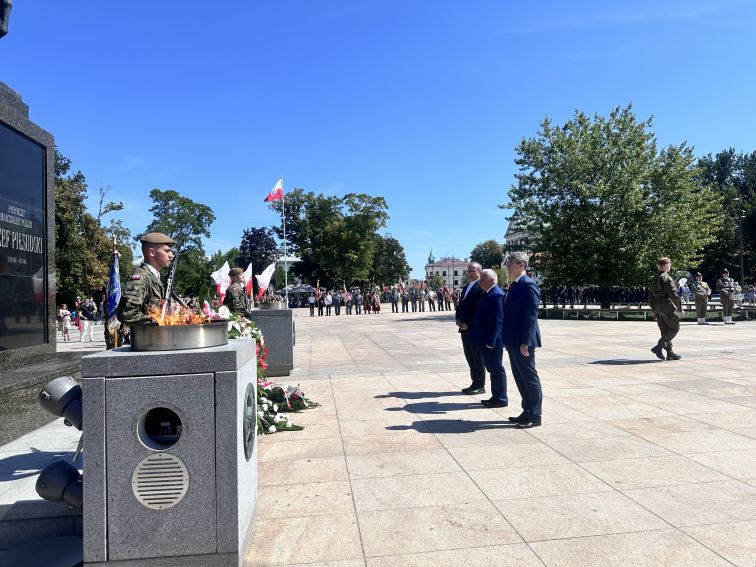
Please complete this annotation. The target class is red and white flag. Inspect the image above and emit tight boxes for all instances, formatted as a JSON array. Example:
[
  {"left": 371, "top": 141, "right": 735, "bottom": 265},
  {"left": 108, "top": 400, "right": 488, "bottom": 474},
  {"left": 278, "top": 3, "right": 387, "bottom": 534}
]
[
  {"left": 264, "top": 178, "right": 283, "bottom": 202},
  {"left": 211, "top": 261, "right": 231, "bottom": 302},
  {"left": 242, "top": 263, "right": 254, "bottom": 297},
  {"left": 398, "top": 279, "right": 405, "bottom": 294},
  {"left": 255, "top": 262, "right": 277, "bottom": 300}
]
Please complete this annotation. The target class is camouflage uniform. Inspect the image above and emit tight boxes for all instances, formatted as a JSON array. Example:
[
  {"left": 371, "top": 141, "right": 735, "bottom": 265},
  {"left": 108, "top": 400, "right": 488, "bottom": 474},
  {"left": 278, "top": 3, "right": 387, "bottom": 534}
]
[
  {"left": 648, "top": 271, "right": 682, "bottom": 358},
  {"left": 691, "top": 278, "right": 711, "bottom": 320},
  {"left": 716, "top": 272, "right": 737, "bottom": 322},
  {"left": 224, "top": 282, "right": 251, "bottom": 316},
  {"left": 117, "top": 264, "right": 165, "bottom": 326}
]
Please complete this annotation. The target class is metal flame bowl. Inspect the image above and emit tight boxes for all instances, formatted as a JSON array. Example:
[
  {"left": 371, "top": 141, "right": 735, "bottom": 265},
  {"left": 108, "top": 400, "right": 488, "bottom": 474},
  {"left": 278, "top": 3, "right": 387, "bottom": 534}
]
[{"left": 130, "top": 320, "right": 229, "bottom": 352}]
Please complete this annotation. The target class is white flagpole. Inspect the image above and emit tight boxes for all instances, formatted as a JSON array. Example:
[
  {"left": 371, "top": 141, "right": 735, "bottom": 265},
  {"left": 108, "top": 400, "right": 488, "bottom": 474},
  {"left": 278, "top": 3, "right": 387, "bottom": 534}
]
[{"left": 282, "top": 176, "right": 288, "bottom": 305}]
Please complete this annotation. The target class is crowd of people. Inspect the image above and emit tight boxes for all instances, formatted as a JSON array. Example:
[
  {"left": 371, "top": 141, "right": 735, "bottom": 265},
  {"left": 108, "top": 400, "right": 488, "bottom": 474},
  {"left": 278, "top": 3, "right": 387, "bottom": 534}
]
[
  {"left": 300, "top": 285, "right": 462, "bottom": 316},
  {"left": 56, "top": 296, "right": 105, "bottom": 342}
]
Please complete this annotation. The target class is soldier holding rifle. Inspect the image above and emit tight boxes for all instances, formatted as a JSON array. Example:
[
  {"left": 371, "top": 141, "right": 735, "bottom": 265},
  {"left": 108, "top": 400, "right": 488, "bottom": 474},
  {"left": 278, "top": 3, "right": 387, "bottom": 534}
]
[{"left": 117, "top": 232, "right": 176, "bottom": 326}]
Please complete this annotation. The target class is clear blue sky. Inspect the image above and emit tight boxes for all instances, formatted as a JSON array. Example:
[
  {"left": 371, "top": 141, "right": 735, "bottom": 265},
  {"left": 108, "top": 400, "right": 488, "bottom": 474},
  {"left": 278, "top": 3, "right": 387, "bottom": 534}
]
[{"left": 3, "top": 1, "right": 755, "bottom": 279}]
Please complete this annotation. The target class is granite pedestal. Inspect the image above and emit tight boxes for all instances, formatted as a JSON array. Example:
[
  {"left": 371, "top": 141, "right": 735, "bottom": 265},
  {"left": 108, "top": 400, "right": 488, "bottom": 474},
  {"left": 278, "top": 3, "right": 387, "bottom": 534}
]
[
  {"left": 250, "top": 309, "right": 294, "bottom": 377},
  {"left": 80, "top": 339, "right": 258, "bottom": 566}
]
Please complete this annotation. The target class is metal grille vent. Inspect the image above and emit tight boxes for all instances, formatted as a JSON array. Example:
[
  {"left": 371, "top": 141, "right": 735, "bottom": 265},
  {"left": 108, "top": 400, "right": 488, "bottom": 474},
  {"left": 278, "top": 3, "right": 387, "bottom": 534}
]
[{"left": 131, "top": 453, "right": 189, "bottom": 510}]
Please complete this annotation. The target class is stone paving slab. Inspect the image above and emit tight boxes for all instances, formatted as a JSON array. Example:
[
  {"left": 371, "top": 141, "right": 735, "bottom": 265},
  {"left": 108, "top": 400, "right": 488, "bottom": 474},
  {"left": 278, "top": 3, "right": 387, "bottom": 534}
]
[{"left": 247, "top": 309, "right": 756, "bottom": 566}]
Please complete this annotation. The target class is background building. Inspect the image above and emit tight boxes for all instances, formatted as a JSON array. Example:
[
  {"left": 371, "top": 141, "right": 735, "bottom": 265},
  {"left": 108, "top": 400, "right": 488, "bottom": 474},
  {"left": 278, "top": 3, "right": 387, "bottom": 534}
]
[{"left": 424, "top": 253, "right": 468, "bottom": 289}]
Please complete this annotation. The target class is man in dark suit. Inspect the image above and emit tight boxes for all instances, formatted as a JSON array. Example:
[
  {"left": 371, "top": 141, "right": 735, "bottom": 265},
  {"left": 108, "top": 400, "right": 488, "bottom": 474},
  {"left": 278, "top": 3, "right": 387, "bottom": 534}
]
[
  {"left": 455, "top": 261, "right": 486, "bottom": 395},
  {"left": 502, "top": 252, "right": 543, "bottom": 428},
  {"left": 470, "top": 269, "right": 508, "bottom": 407}
]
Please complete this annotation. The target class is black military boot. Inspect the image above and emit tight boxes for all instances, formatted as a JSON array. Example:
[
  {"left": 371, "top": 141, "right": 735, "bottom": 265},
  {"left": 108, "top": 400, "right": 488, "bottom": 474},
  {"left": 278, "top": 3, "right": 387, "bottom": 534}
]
[
  {"left": 650, "top": 344, "right": 665, "bottom": 360},
  {"left": 665, "top": 345, "right": 681, "bottom": 360}
]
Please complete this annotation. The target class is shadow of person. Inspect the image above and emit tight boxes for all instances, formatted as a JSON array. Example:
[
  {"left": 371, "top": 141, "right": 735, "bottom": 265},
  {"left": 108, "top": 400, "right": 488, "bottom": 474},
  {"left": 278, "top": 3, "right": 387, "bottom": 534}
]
[
  {"left": 386, "top": 419, "right": 514, "bottom": 434},
  {"left": 375, "top": 391, "right": 462, "bottom": 400},
  {"left": 588, "top": 359, "right": 664, "bottom": 365},
  {"left": 384, "top": 400, "right": 482, "bottom": 415}
]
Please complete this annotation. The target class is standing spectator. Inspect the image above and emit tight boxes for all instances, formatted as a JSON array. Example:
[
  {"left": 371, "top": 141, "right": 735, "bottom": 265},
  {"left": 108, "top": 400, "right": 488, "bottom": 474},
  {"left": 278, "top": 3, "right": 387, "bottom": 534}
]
[
  {"left": 716, "top": 268, "right": 737, "bottom": 325},
  {"left": 401, "top": 290, "right": 409, "bottom": 312},
  {"left": 391, "top": 288, "right": 399, "bottom": 313},
  {"left": 373, "top": 293, "right": 381, "bottom": 313},
  {"left": 355, "top": 291, "right": 363, "bottom": 315},
  {"left": 427, "top": 289, "right": 436, "bottom": 311},
  {"left": 502, "top": 252, "right": 543, "bottom": 428},
  {"left": 456, "top": 262, "right": 486, "bottom": 395},
  {"left": 73, "top": 296, "right": 82, "bottom": 334},
  {"left": 452, "top": 288, "right": 460, "bottom": 309},
  {"left": 437, "top": 288, "right": 445, "bottom": 311},
  {"left": 79, "top": 298, "right": 96, "bottom": 342},
  {"left": 308, "top": 293, "right": 316, "bottom": 317},
  {"left": 471, "top": 269, "right": 507, "bottom": 408},
  {"left": 324, "top": 290, "right": 333, "bottom": 316},
  {"left": 409, "top": 289, "right": 418, "bottom": 312},
  {"left": 345, "top": 289, "right": 353, "bottom": 314},
  {"left": 59, "top": 304, "right": 72, "bottom": 342},
  {"left": 333, "top": 290, "right": 342, "bottom": 315},
  {"left": 691, "top": 272, "right": 711, "bottom": 325},
  {"left": 649, "top": 257, "right": 682, "bottom": 360}
]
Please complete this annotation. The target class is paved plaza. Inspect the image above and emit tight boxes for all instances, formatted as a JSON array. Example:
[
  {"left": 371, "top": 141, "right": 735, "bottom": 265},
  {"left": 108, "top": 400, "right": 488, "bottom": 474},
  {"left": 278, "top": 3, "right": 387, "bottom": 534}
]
[{"left": 247, "top": 309, "right": 756, "bottom": 566}]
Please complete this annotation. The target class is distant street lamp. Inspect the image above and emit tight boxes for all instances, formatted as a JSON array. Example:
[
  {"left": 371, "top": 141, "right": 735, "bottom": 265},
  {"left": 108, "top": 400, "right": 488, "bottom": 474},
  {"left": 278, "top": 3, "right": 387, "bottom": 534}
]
[{"left": 734, "top": 196, "right": 746, "bottom": 286}]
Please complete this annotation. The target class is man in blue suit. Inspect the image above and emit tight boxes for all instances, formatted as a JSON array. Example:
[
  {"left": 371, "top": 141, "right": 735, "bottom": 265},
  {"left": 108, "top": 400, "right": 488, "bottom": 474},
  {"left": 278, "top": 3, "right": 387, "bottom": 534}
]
[
  {"left": 470, "top": 269, "right": 508, "bottom": 407},
  {"left": 455, "top": 262, "right": 486, "bottom": 395},
  {"left": 502, "top": 252, "right": 543, "bottom": 428}
]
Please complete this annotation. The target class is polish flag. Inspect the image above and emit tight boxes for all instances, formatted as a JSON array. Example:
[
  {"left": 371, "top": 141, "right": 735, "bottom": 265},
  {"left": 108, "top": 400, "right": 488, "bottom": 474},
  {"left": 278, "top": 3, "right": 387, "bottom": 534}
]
[
  {"left": 255, "top": 262, "right": 277, "bottom": 300},
  {"left": 398, "top": 279, "right": 405, "bottom": 294},
  {"left": 264, "top": 178, "right": 283, "bottom": 202},
  {"left": 242, "top": 263, "right": 254, "bottom": 297},
  {"left": 211, "top": 261, "right": 231, "bottom": 302}
]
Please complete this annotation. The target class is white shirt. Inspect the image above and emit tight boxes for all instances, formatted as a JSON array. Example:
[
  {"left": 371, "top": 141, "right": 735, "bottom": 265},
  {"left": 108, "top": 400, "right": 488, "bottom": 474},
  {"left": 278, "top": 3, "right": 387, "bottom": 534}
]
[{"left": 461, "top": 278, "right": 480, "bottom": 301}]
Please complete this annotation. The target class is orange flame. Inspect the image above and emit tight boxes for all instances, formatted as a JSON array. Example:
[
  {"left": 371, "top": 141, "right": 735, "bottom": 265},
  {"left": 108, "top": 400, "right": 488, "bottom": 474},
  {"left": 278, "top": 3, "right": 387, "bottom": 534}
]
[{"left": 146, "top": 303, "right": 209, "bottom": 326}]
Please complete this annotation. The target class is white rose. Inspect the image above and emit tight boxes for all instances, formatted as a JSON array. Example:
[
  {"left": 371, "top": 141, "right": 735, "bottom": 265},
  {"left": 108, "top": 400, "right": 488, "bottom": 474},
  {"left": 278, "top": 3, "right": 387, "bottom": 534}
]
[
  {"left": 273, "top": 404, "right": 279, "bottom": 412},
  {"left": 262, "top": 403, "right": 269, "bottom": 412},
  {"left": 273, "top": 414, "right": 281, "bottom": 423},
  {"left": 286, "top": 418, "right": 292, "bottom": 428},
  {"left": 256, "top": 410, "right": 263, "bottom": 418},
  {"left": 268, "top": 425, "right": 277, "bottom": 433},
  {"left": 218, "top": 306, "right": 231, "bottom": 319}
]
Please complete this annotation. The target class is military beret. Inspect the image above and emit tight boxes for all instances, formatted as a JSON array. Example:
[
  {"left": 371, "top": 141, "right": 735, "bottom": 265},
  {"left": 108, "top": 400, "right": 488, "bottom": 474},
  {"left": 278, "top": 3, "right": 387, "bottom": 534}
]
[
  {"left": 721, "top": 268, "right": 729, "bottom": 274},
  {"left": 140, "top": 232, "right": 175, "bottom": 246},
  {"left": 229, "top": 267, "right": 244, "bottom": 276}
]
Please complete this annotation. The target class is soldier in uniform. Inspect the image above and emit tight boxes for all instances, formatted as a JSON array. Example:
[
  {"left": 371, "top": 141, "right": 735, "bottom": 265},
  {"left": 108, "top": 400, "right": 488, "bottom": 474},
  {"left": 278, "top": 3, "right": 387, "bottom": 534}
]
[
  {"left": 117, "top": 232, "right": 175, "bottom": 326},
  {"left": 224, "top": 267, "right": 252, "bottom": 316},
  {"left": 716, "top": 268, "right": 737, "bottom": 325},
  {"left": 691, "top": 272, "right": 711, "bottom": 325},
  {"left": 648, "top": 257, "right": 682, "bottom": 360}
]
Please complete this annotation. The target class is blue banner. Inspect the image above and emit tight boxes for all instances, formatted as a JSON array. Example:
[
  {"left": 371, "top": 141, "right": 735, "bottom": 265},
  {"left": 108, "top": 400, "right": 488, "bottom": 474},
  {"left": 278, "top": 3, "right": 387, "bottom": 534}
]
[{"left": 106, "top": 252, "right": 121, "bottom": 328}]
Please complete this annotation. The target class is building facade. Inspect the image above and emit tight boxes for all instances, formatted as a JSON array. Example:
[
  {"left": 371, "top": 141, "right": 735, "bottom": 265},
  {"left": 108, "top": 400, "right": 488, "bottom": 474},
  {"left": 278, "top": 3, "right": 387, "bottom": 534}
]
[{"left": 424, "top": 255, "right": 469, "bottom": 289}]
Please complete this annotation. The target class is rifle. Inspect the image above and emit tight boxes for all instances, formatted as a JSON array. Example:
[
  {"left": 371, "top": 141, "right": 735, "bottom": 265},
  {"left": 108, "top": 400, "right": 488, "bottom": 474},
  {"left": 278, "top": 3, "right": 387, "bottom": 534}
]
[{"left": 161, "top": 251, "right": 180, "bottom": 323}]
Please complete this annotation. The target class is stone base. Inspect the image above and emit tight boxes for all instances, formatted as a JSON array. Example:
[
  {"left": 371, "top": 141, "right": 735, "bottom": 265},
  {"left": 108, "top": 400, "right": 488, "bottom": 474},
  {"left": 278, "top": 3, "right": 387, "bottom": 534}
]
[{"left": 250, "top": 309, "right": 294, "bottom": 376}]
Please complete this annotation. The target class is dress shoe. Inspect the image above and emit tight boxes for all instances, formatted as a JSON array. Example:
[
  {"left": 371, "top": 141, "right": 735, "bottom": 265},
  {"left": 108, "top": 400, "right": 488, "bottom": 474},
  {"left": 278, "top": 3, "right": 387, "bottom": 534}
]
[
  {"left": 461, "top": 386, "right": 485, "bottom": 395},
  {"left": 481, "top": 398, "right": 508, "bottom": 408},
  {"left": 515, "top": 416, "right": 542, "bottom": 428},
  {"left": 508, "top": 413, "right": 528, "bottom": 423},
  {"left": 650, "top": 345, "right": 665, "bottom": 360}
]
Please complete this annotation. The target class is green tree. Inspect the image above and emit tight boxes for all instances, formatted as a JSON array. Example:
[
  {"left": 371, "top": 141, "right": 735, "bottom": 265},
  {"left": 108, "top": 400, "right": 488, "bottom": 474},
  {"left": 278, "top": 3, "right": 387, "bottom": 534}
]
[
  {"left": 104, "top": 219, "right": 135, "bottom": 284},
  {"left": 144, "top": 189, "right": 215, "bottom": 253},
  {"left": 269, "top": 189, "right": 389, "bottom": 288},
  {"left": 143, "top": 188, "right": 216, "bottom": 295},
  {"left": 369, "top": 234, "right": 411, "bottom": 285},
  {"left": 239, "top": 227, "right": 278, "bottom": 273},
  {"left": 504, "top": 105, "right": 722, "bottom": 301},
  {"left": 54, "top": 148, "right": 113, "bottom": 303},
  {"left": 426, "top": 273, "right": 444, "bottom": 290},
  {"left": 470, "top": 239, "right": 504, "bottom": 269},
  {"left": 697, "top": 149, "right": 756, "bottom": 283}
]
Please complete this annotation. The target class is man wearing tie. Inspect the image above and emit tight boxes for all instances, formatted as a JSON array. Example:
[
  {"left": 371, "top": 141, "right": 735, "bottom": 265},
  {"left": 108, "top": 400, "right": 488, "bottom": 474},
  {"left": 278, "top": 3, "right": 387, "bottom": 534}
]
[
  {"left": 455, "top": 261, "right": 486, "bottom": 395},
  {"left": 502, "top": 252, "right": 543, "bottom": 428},
  {"left": 470, "top": 269, "right": 508, "bottom": 407}
]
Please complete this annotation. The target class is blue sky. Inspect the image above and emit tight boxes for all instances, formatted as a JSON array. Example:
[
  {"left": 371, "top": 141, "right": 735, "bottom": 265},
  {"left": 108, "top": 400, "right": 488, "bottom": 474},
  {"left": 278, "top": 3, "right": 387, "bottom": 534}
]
[{"left": 3, "top": 1, "right": 755, "bottom": 279}]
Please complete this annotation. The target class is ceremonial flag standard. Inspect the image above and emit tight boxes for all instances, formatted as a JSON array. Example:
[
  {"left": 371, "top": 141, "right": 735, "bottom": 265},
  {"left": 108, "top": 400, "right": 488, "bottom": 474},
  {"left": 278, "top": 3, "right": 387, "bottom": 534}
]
[
  {"left": 211, "top": 261, "right": 231, "bottom": 301},
  {"left": 255, "top": 262, "right": 276, "bottom": 300},
  {"left": 106, "top": 251, "right": 121, "bottom": 331},
  {"left": 398, "top": 279, "right": 405, "bottom": 294},
  {"left": 264, "top": 178, "right": 284, "bottom": 202},
  {"left": 316, "top": 279, "right": 321, "bottom": 299},
  {"left": 242, "top": 263, "right": 254, "bottom": 297}
]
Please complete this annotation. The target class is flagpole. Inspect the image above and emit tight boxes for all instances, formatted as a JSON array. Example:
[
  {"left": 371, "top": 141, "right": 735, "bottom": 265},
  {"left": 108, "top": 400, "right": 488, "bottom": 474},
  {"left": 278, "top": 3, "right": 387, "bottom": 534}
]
[{"left": 282, "top": 176, "right": 288, "bottom": 305}]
